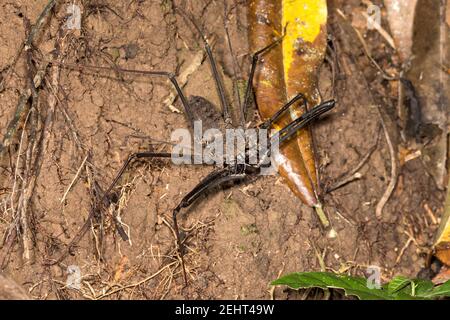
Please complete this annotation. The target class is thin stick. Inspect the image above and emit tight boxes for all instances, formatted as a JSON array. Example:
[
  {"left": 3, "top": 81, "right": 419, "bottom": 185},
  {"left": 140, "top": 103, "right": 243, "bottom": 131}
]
[
  {"left": 395, "top": 236, "right": 413, "bottom": 265},
  {"left": 0, "top": 0, "right": 58, "bottom": 91},
  {"left": 0, "top": 0, "right": 59, "bottom": 154},
  {"left": 0, "top": 62, "right": 49, "bottom": 155},
  {"left": 326, "top": 172, "right": 363, "bottom": 193},
  {"left": 335, "top": 13, "right": 400, "bottom": 220},
  {"left": 25, "top": 0, "right": 59, "bottom": 48},
  {"left": 361, "top": 11, "right": 396, "bottom": 50},
  {"left": 375, "top": 117, "right": 398, "bottom": 219},
  {"left": 336, "top": 9, "right": 397, "bottom": 80},
  {"left": 60, "top": 154, "right": 89, "bottom": 204},
  {"left": 326, "top": 128, "right": 380, "bottom": 193},
  {"left": 93, "top": 261, "right": 177, "bottom": 300},
  {"left": 10, "top": 110, "right": 32, "bottom": 219}
]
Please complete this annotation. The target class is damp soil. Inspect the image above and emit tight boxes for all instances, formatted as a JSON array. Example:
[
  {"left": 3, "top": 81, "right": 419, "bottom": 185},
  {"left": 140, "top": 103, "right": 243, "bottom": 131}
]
[{"left": 0, "top": 0, "right": 445, "bottom": 299}]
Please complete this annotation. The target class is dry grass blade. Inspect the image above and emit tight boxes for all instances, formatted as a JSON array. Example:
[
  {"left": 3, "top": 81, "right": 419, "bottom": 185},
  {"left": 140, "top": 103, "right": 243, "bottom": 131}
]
[
  {"left": 60, "top": 154, "right": 89, "bottom": 204},
  {"left": 92, "top": 261, "right": 177, "bottom": 300}
]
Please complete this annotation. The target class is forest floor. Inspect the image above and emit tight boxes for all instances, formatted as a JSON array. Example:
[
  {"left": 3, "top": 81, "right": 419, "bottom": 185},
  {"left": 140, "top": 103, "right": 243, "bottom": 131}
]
[{"left": 0, "top": 0, "right": 445, "bottom": 299}]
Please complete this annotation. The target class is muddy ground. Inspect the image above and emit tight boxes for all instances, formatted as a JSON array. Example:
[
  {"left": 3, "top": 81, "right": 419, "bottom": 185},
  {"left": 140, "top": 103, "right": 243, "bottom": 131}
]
[{"left": 0, "top": 0, "right": 445, "bottom": 299}]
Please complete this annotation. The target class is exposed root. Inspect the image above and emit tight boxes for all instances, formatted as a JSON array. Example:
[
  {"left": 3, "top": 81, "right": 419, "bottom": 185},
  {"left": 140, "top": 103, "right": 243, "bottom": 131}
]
[{"left": 375, "top": 117, "right": 398, "bottom": 219}]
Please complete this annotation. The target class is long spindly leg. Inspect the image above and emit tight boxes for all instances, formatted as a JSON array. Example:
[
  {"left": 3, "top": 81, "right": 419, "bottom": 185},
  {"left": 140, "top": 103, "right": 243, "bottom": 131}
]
[
  {"left": 48, "top": 152, "right": 176, "bottom": 265},
  {"left": 171, "top": 166, "right": 248, "bottom": 285},
  {"left": 50, "top": 62, "right": 196, "bottom": 126},
  {"left": 275, "top": 100, "right": 336, "bottom": 145},
  {"left": 108, "top": 152, "right": 248, "bottom": 286},
  {"left": 259, "top": 93, "right": 307, "bottom": 129},
  {"left": 271, "top": 100, "right": 335, "bottom": 227},
  {"left": 100, "top": 152, "right": 173, "bottom": 241},
  {"left": 257, "top": 100, "right": 335, "bottom": 170},
  {"left": 177, "top": 9, "right": 232, "bottom": 125},
  {"left": 241, "top": 36, "right": 285, "bottom": 126},
  {"left": 104, "top": 152, "right": 172, "bottom": 196},
  {"left": 107, "top": 150, "right": 249, "bottom": 286},
  {"left": 258, "top": 100, "right": 335, "bottom": 163}
]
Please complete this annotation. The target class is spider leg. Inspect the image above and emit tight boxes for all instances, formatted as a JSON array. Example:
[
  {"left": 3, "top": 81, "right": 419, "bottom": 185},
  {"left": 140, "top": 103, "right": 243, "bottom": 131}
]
[
  {"left": 274, "top": 100, "right": 336, "bottom": 145},
  {"left": 255, "top": 100, "right": 335, "bottom": 172},
  {"left": 242, "top": 36, "right": 285, "bottom": 126},
  {"left": 105, "top": 152, "right": 250, "bottom": 286},
  {"left": 177, "top": 9, "right": 232, "bottom": 125},
  {"left": 177, "top": 10, "right": 286, "bottom": 128},
  {"left": 171, "top": 165, "right": 249, "bottom": 285},
  {"left": 50, "top": 62, "right": 196, "bottom": 126},
  {"left": 259, "top": 93, "right": 307, "bottom": 129},
  {"left": 104, "top": 152, "right": 172, "bottom": 196},
  {"left": 49, "top": 152, "right": 176, "bottom": 265}
]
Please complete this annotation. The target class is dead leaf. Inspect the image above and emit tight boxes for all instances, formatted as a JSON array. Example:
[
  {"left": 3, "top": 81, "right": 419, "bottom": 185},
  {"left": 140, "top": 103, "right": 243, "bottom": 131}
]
[
  {"left": 384, "top": 0, "right": 418, "bottom": 61},
  {"left": 435, "top": 177, "right": 450, "bottom": 267},
  {"left": 248, "top": 0, "right": 330, "bottom": 227}
]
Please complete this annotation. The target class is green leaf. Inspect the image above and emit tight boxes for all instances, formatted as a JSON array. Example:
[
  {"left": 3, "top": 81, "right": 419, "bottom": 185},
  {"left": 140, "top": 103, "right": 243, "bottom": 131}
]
[
  {"left": 271, "top": 272, "right": 392, "bottom": 300},
  {"left": 412, "top": 279, "right": 435, "bottom": 297},
  {"left": 271, "top": 272, "right": 450, "bottom": 300},
  {"left": 420, "top": 281, "right": 450, "bottom": 299},
  {"left": 388, "top": 276, "right": 413, "bottom": 294}
]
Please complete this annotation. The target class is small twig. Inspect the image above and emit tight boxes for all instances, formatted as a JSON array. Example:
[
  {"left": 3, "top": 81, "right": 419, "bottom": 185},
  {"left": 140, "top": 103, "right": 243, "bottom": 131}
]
[
  {"left": 0, "top": 0, "right": 58, "bottom": 92},
  {"left": 0, "top": 62, "right": 49, "bottom": 155},
  {"left": 163, "top": 50, "right": 205, "bottom": 112},
  {"left": 335, "top": 10, "right": 400, "bottom": 220},
  {"left": 336, "top": 9, "right": 397, "bottom": 80},
  {"left": 269, "top": 263, "right": 285, "bottom": 300},
  {"left": 375, "top": 116, "right": 398, "bottom": 219},
  {"left": 311, "top": 241, "right": 327, "bottom": 272},
  {"left": 60, "top": 154, "right": 89, "bottom": 204},
  {"left": 333, "top": 206, "right": 354, "bottom": 226},
  {"left": 25, "top": 0, "right": 60, "bottom": 49},
  {"left": 395, "top": 235, "right": 414, "bottom": 265},
  {"left": 0, "top": 226, "right": 17, "bottom": 270},
  {"left": 360, "top": 11, "right": 396, "bottom": 50},
  {"left": 423, "top": 203, "right": 439, "bottom": 225},
  {"left": 326, "top": 128, "right": 380, "bottom": 193},
  {"left": 0, "top": 0, "right": 59, "bottom": 153},
  {"left": 10, "top": 110, "right": 32, "bottom": 220},
  {"left": 92, "top": 261, "right": 177, "bottom": 300},
  {"left": 328, "top": 172, "right": 363, "bottom": 193}
]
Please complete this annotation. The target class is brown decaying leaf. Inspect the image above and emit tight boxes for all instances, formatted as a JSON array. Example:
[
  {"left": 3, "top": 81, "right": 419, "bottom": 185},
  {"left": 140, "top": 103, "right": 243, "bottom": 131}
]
[{"left": 248, "top": 0, "right": 328, "bottom": 210}]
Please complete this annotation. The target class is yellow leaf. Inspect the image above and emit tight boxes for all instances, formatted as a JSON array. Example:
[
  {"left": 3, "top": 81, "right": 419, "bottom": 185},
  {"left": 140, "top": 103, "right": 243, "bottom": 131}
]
[
  {"left": 281, "top": 0, "right": 328, "bottom": 191},
  {"left": 435, "top": 179, "right": 450, "bottom": 266},
  {"left": 282, "top": 0, "right": 328, "bottom": 86}
]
